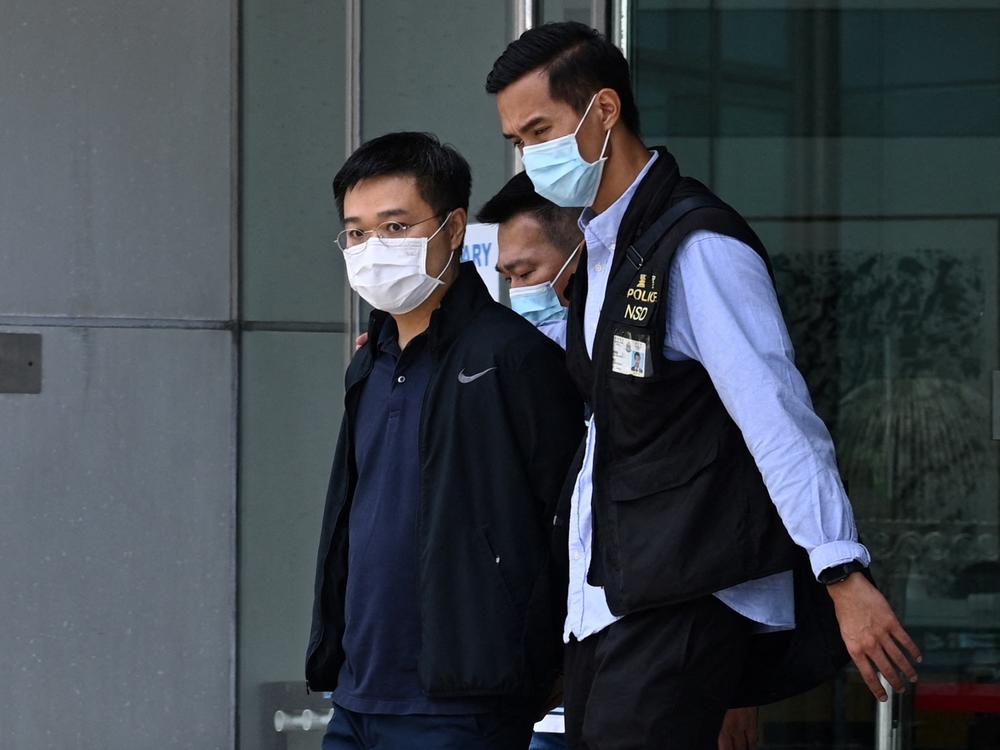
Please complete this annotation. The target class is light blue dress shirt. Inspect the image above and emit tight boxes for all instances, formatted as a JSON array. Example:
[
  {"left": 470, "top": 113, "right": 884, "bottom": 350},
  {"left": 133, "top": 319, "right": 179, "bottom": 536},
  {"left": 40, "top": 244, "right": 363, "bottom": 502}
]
[
  {"left": 559, "top": 151, "right": 870, "bottom": 642},
  {"left": 537, "top": 319, "right": 567, "bottom": 349}
]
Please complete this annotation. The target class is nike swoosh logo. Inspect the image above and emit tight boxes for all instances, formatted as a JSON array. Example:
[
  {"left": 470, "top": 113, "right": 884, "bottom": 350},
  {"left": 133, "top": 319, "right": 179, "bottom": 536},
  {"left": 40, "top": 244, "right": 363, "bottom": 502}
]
[{"left": 457, "top": 367, "right": 497, "bottom": 384}]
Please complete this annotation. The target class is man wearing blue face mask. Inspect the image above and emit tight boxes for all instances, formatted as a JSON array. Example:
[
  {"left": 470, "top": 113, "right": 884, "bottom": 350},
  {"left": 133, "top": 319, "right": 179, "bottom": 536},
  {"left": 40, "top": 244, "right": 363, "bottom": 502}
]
[
  {"left": 306, "top": 131, "right": 584, "bottom": 750},
  {"left": 476, "top": 172, "right": 583, "bottom": 348},
  {"left": 486, "top": 22, "right": 921, "bottom": 750}
]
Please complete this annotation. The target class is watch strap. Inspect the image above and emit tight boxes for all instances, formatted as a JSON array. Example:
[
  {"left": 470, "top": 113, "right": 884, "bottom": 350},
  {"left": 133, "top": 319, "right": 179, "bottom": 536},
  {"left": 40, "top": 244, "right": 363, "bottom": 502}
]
[{"left": 818, "top": 560, "right": 866, "bottom": 585}]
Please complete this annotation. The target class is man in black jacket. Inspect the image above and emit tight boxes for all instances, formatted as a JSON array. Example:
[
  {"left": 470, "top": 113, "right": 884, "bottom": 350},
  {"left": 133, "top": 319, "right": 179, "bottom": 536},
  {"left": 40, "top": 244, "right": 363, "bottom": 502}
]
[
  {"left": 305, "top": 131, "right": 583, "bottom": 750},
  {"left": 485, "top": 23, "right": 922, "bottom": 749}
]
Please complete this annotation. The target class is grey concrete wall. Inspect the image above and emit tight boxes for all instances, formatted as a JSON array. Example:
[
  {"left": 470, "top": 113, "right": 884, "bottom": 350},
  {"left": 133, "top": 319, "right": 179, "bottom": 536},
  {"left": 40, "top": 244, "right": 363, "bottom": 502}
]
[
  {"left": 0, "top": 2, "right": 236, "bottom": 748},
  {"left": 0, "top": 1, "right": 233, "bottom": 320},
  {"left": 0, "top": 1, "right": 523, "bottom": 747}
]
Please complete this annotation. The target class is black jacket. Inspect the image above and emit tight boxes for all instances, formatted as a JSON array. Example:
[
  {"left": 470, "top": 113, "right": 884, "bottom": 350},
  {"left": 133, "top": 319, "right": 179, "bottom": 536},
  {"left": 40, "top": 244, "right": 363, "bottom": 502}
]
[{"left": 306, "top": 263, "right": 584, "bottom": 702}]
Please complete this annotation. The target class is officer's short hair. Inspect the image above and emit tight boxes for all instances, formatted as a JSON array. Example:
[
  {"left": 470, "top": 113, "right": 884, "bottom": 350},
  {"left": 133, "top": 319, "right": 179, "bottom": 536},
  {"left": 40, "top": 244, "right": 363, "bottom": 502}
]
[{"left": 485, "top": 21, "right": 640, "bottom": 135}]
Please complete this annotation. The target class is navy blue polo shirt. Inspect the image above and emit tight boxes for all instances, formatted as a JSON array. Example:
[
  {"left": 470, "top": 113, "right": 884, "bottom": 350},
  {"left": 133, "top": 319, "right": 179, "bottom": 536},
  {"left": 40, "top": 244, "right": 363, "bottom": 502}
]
[{"left": 332, "top": 319, "right": 488, "bottom": 715}]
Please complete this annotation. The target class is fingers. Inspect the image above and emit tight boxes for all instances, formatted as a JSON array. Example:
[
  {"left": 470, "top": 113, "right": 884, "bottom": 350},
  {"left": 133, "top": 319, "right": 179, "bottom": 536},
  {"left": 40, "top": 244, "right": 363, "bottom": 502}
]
[
  {"left": 718, "top": 709, "right": 755, "bottom": 750},
  {"left": 891, "top": 624, "right": 923, "bottom": 666},
  {"left": 730, "top": 729, "right": 751, "bottom": 750},
  {"left": 869, "top": 645, "right": 907, "bottom": 693},
  {"left": 717, "top": 729, "right": 746, "bottom": 750},
  {"left": 882, "top": 636, "right": 919, "bottom": 685},
  {"left": 851, "top": 630, "right": 922, "bottom": 699},
  {"left": 852, "top": 650, "right": 888, "bottom": 701},
  {"left": 718, "top": 711, "right": 735, "bottom": 750}
]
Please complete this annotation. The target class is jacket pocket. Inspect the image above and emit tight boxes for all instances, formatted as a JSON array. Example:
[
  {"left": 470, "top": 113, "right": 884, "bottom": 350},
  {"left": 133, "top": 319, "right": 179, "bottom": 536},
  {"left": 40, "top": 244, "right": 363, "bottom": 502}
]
[{"left": 479, "top": 526, "right": 518, "bottom": 610}]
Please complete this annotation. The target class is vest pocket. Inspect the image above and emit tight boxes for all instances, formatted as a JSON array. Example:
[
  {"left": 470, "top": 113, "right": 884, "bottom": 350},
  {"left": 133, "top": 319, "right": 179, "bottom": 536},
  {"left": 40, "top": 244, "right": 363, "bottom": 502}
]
[
  {"left": 607, "top": 439, "right": 719, "bottom": 502},
  {"left": 598, "top": 437, "right": 751, "bottom": 611}
]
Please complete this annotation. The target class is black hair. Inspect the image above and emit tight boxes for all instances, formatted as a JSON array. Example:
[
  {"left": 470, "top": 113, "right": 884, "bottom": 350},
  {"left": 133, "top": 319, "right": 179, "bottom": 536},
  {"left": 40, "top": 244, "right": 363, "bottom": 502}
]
[
  {"left": 485, "top": 21, "right": 640, "bottom": 135},
  {"left": 476, "top": 172, "right": 582, "bottom": 254},
  {"left": 332, "top": 131, "right": 472, "bottom": 220}
]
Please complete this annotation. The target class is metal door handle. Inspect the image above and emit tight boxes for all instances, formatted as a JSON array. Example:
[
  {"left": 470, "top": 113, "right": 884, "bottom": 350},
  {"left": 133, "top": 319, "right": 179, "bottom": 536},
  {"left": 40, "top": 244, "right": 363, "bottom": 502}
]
[
  {"left": 273, "top": 708, "right": 334, "bottom": 733},
  {"left": 875, "top": 675, "right": 902, "bottom": 750}
]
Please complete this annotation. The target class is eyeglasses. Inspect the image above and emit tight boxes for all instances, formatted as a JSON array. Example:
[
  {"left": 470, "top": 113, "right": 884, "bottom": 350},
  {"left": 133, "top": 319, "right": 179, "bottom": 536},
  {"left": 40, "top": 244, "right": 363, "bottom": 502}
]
[{"left": 335, "top": 214, "right": 444, "bottom": 251}]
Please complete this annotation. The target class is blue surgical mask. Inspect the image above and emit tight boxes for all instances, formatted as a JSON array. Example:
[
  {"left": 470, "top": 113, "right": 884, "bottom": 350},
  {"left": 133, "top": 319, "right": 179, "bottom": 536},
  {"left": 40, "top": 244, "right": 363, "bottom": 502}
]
[
  {"left": 521, "top": 94, "right": 611, "bottom": 208},
  {"left": 508, "top": 240, "right": 583, "bottom": 325}
]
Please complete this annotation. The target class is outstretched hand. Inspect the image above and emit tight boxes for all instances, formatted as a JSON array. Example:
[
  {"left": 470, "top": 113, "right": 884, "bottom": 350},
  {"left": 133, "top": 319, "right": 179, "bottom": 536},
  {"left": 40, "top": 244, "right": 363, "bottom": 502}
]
[{"left": 827, "top": 572, "right": 922, "bottom": 701}]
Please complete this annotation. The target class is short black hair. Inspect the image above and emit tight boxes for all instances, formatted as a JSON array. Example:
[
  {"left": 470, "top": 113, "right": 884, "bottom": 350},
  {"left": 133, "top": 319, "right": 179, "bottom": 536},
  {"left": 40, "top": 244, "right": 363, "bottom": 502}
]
[
  {"left": 476, "top": 172, "right": 582, "bottom": 254},
  {"left": 485, "top": 21, "right": 640, "bottom": 135},
  {"left": 332, "top": 131, "right": 472, "bottom": 220}
]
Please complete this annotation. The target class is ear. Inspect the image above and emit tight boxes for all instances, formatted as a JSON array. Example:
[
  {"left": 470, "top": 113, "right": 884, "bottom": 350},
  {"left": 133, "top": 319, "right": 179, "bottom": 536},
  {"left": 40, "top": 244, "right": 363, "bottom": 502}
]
[
  {"left": 446, "top": 208, "right": 468, "bottom": 253},
  {"left": 595, "top": 87, "right": 621, "bottom": 132}
]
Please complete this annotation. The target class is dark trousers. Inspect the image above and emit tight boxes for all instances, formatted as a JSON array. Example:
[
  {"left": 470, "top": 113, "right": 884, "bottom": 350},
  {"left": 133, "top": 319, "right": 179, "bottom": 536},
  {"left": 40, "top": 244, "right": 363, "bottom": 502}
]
[
  {"left": 564, "top": 596, "right": 752, "bottom": 750},
  {"left": 322, "top": 703, "right": 536, "bottom": 750}
]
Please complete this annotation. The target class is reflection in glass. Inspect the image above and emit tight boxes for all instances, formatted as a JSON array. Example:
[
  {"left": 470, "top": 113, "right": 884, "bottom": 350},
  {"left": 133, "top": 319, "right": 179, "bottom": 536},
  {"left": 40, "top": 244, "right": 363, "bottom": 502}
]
[{"left": 632, "top": 3, "right": 1000, "bottom": 747}]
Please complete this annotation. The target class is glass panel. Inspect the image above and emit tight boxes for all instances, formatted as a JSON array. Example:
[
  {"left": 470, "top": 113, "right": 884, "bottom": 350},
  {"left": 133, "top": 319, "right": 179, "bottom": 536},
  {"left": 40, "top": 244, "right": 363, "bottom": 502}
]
[
  {"left": 540, "top": 0, "right": 599, "bottom": 25},
  {"left": 238, "top": 1, "right": 349, "bottom": 748},
  {"left": 238, "top": 331, "right": 346, "bottom": 750},
  {"left": 631, "top": 2, "right": 1000, "bottom": 747},
  {"left": 240, "top": 0, "right": 347, "bottom": 324},
  {"left": 359, "top": 0, "right": 510, "bottom": 216}
]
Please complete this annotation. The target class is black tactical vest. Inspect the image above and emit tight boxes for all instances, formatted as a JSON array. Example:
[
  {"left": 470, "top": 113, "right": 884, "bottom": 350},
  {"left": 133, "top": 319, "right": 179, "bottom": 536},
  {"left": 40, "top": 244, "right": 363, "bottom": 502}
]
[{"left": 564, "top": 148, "right": 799, "bottom": 616}]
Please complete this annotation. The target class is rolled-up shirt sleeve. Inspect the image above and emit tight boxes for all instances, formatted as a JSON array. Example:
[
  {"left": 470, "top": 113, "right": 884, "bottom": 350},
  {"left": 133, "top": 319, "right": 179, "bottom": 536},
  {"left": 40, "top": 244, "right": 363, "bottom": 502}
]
[{"left": 666, "top": 231, "right": 870, "bottom": 579}]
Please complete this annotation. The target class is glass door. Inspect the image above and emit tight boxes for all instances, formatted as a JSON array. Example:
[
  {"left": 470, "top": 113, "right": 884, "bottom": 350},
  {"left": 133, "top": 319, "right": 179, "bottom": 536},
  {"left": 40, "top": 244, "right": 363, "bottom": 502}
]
[{"left": 625, "top": 2, "right": 1000, "bottom": 747}]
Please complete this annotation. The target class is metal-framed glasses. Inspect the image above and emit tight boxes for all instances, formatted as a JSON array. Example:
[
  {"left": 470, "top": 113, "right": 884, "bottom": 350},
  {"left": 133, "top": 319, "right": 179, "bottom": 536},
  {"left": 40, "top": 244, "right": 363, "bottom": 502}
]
[{"left": 335, "top": 214, "right": 444, "bottom": 251}]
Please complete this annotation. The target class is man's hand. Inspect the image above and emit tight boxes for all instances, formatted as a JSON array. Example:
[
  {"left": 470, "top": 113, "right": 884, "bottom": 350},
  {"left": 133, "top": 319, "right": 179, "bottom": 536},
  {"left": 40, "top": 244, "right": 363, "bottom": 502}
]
[
  {"left": 827, "top": 572, "right": 922, "bottom": 701},
  {"left": 718, "top": 707, "right": 757, "bottom": 750},
  {"left": 355, "top": 332, "right": 369, "bottom": 351}
]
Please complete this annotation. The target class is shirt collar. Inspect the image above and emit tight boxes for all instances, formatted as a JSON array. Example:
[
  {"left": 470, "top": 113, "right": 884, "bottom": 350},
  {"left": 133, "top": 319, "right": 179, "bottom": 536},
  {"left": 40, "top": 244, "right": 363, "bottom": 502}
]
[
  {"left": 377, "top": 316, "right": 402, "bottom": 356},
  {"left": 578, "top": 150, "right": 659, "bottom": 252}
]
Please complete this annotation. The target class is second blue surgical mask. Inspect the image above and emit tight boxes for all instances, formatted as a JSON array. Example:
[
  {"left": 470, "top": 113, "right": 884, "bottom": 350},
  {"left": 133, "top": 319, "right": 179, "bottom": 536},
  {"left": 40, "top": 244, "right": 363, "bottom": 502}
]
[{"left": 508, "top": 240, "right": 584, "bottom": 326}]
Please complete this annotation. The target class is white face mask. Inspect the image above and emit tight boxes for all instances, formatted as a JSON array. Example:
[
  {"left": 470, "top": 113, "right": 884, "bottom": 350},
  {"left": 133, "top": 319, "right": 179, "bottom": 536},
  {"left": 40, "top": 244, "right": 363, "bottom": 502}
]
[{"left": 342, "top": 212, "right": 455, "bottom": 315}]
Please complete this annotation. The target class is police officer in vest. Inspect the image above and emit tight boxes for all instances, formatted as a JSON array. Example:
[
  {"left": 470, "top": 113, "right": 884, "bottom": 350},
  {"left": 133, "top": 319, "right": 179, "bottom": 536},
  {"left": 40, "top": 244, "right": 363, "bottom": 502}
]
[
  {"left": 479, "top": 173, "right": 761, "bottom": 749},
  {"left": 485, "top": 23, "right": 922, "bottom": 749}
]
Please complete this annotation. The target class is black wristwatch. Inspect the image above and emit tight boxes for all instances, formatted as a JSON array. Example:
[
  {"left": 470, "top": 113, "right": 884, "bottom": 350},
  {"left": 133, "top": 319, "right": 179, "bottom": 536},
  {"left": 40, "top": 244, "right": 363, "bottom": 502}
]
[{"left": 818, "top": 560, "right": 866, "bottom": 585}]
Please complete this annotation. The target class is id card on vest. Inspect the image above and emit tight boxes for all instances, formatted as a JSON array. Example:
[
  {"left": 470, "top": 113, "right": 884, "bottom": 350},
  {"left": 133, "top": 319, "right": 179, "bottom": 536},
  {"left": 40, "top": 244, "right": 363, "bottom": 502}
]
[
  {"left": 611, "top": 332, "right": 651, "bottom": 377},
  {"left": 610, "top": 271, "right": 661, "bottom": 379}
]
